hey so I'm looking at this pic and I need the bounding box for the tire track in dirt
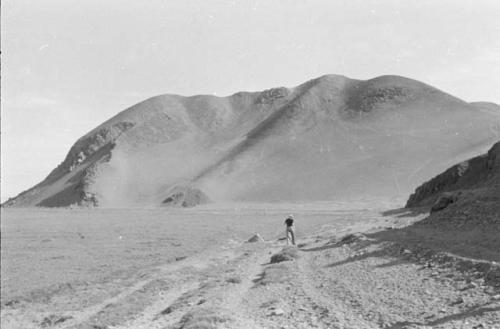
[156,242,282,329]
[71,242,274,329]
[57,249,240,329]
[110,281,200,329]
[222,242,284,328]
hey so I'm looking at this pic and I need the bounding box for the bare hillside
[383,140,500,266]
[4,75,500,207]
[404,140,500,249]
[407,140,500,209]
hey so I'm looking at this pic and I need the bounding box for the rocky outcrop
[2,122,134,208]
[406,141,500,208]
[344,75,435,113]
[255,87,289,105]
[162,186,210,208]
[46,122,135,184]
[429,192,459,213]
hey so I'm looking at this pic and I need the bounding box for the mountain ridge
[4,74,500,208]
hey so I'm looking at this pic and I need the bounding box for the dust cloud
[90,136,217,207]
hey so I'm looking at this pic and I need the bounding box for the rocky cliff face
[3,121,135,207]
[406,141,500,208]
[4,74,500,208]
[161,185,210,208]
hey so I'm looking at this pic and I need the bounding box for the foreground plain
[1,202,499,329]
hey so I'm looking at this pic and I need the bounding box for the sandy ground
[1,202,499,329]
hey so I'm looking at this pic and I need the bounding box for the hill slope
[4,75,500,207]
[405,140,500,230]
[407,140,500,208]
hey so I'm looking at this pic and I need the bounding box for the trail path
[2,216,500,329]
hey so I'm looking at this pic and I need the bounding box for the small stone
[4,299,20,307]
[450,297,464,305]
[467,282,478,289]
[160,306,174,315]
[40,315,73,327]
[483,286,496,294]
[226,276,242,284]
[269,308,285,316]
[491,294,500,300]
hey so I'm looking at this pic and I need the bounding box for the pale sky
[1,0,500,202]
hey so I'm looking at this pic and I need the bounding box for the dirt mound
[4,75,500,207]
[247,234,265,243]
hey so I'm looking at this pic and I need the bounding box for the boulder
[430,192,459,213]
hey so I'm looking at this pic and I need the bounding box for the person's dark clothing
[284,217,295,245]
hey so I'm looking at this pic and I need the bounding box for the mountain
[4,75,500,208]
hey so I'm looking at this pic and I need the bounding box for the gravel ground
[2,201,498,329]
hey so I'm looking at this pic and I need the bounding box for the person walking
[284,214,296,246]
